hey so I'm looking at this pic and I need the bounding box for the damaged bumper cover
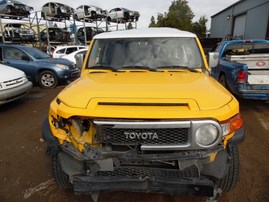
[73,175,215,196]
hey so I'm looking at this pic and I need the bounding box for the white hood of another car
[0,64,25,82]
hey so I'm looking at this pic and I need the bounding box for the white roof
[94,27,197,39]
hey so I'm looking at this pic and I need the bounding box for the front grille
[4,77,25,87]
[97,127,188,145]
[97,166,199,180]
[70,70,80,78]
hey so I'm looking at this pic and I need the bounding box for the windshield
[25,47,50,59]
[87,37,203,70]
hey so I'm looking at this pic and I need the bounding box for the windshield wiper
[120,65,156,71]
[89,65,118,72]
[156,65,200,72]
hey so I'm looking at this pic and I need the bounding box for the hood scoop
[98,102,188,107]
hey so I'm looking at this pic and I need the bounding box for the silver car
[0,0,33,18]
[4,23,35,42]
[41,2,74,20]
[107,7,140,23]
[75,5,107,21]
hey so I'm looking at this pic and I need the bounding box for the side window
[0,1,6,6]
[3,47,27,60]
[66,47,78,54]
[56,48,65,54]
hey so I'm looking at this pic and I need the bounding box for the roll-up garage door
[233,14,247,38]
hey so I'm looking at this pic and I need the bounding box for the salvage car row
[0,0,140,23]
[0,43,84,104]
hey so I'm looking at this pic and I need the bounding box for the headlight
[22,73,27,81]
[56,64,69,70]
[195,124,219,147]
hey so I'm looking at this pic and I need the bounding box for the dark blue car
[0,44,80,88]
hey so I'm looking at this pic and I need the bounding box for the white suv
[52,45,87,58]
[0,64,32,105]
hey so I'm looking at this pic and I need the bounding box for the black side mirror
[21,55,30,61]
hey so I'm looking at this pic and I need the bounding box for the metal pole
[83,18,87,46]
[0,16,5,43]
[73,13,77,44]
[35,12,42,49]
[45,12,51,52]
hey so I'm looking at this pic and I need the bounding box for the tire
[216,145,240,192]
[91,11,97,19]
[38,71,58,89]
[6,6,12,15]
[52,154,72,190]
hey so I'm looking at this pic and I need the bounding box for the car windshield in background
[87,37,203,70]
[25,47,50,59]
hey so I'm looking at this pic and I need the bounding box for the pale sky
[20,0,239,29]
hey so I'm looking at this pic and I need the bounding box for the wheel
[91,11,97,19]
[216,145,240,192]
[218,74,228,88]
[6,6,12,14]
[52,154,72,189]
[38,71,58,89]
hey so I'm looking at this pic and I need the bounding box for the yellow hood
[57,70,234,117]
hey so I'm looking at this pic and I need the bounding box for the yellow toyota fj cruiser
[42,28,244,200]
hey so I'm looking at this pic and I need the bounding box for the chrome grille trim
[94,120,191,129]
[94,120,222,150]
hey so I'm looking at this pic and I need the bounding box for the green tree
[192,16,208,38]
[166,0,194,30]
[149,16,156,27]
[149,0,208,38]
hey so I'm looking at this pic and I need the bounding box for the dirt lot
[0,86,269,202]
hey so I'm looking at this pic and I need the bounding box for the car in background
[0,44,80,88]
[107,7,140,23]
[4,23,35,42]
[52,45,87,58]
[75,5,107,21]
[62,48,87,65]
[40,27,71,43]
[0,0,33,18]
[77,26,104,44]
[0,63,32,105]
[41,2,74,20]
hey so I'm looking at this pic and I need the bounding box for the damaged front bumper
[73,174,215,196]
[42,117,244,197]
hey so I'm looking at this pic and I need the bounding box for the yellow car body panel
[54,70,238,120]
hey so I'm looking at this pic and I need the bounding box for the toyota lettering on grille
[124,132,159,140]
